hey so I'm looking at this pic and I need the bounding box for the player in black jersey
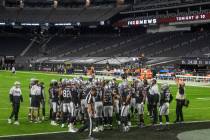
[113,88,121,126]
[93,80,104,132]
[143,79,151,117]
[60,80,71,128]
[135,81,146,128]
[158,83,173,130]
[130,79,137,116]
[49,80,59,126]
[103,86,113,129]
[80,83,90,122]
[68,81,79,132]
[119,81,132,132]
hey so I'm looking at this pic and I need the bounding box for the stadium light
[0,22,5,26]
[85,0,90,7]
[116,0,124,6]
[100,21,105,26]
[2,0,5,7]
[20,0,24,9]
[21,23,40,26]
[53,0,58,9]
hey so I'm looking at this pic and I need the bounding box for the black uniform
[49,87,59,121]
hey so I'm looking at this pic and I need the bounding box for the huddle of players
[27,76,173,132]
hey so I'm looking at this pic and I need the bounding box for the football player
[103,86,113,129]
[130,79,137,116]
[68,81,79,132]
[60,80,71,128]
[143,79,151,117]
[135,81,146,128]
[30,79,42,123]
[119,81,131,132]
[93,80,104,132]
[49,80,59,126]
[80,82,90,122]
[113,88,121,126]
[158,83,173,130]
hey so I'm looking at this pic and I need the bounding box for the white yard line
[1,120,210,138]
[0,131,68,138]
[0,117,27,121]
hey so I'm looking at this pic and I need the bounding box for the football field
[0,70,210,138]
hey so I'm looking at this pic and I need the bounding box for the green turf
[0,70,210,136]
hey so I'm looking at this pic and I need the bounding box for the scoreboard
[181,57,210,65]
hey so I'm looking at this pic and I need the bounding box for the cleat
[99,125,104,131]
[61,124,65,128]
[93,127,99,132]
[51,121,59,126]
[14,121,20,125]
[68,127,78,133]
[68,124,78,133]
[128,121,131,127]
[8,119,12,124]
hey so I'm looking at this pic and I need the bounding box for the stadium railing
[157,74,210,83]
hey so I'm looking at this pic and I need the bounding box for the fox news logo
[128,18,157,26]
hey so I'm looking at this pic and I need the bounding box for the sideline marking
[196,97,210,100]
[1,120,210,138]
[0,131,68,138]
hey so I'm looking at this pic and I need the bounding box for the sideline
[0,120,210,138]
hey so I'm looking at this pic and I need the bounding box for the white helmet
[161,83,169,90]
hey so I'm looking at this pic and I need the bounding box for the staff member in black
[174,80,186,123]
[8,81,23,125]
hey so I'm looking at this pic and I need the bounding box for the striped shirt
[86,92,93,104]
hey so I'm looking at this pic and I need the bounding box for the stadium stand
[0,6,126,23]
[133,0,210,10]
[1,30,209,58]
[0,33,31,56]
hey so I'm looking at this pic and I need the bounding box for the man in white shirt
[8,81,23,125]
[149,79,160,125]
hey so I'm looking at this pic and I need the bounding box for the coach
[8,81,23,125]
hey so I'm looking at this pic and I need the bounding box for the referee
[86,87,96,138]
[79,87,96,139]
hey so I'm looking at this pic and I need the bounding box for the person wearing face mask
[8,81,23,125]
